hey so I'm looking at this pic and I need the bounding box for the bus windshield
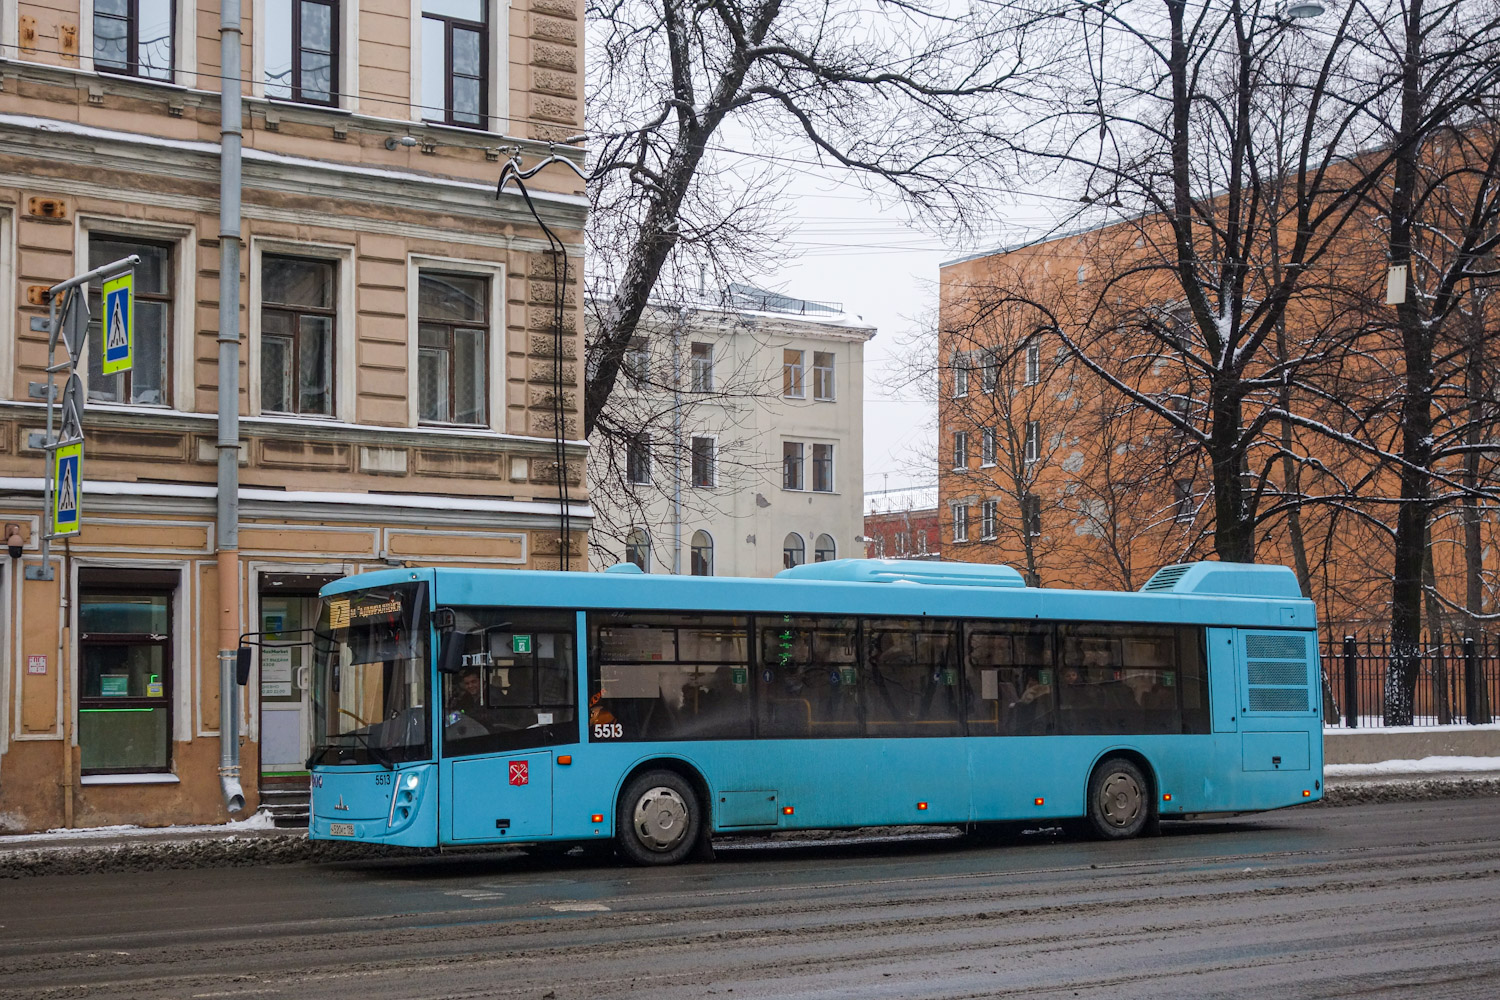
[309,582,430,767]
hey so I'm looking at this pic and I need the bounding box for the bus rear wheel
[1086,758,1151,840]
[617,769,702,866]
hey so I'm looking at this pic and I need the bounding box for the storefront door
[258,575,337,776]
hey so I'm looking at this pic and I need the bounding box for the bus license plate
[329,822,354,837]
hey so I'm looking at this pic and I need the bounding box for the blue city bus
[301,559,1323,864]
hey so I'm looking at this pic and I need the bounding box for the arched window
[625,528,651,572]
[690,530,713,576]
[782,532,805,569]
[814,533,836,562]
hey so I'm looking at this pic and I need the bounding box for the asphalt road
[1,798,1498,1000]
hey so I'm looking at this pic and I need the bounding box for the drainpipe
[671,310,683,575]
[217,0,246,814]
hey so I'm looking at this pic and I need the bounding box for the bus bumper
[309,762,438,847]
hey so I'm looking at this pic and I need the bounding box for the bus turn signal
[558,755,572,765]
[917,802,928,811]
[591,814,603,823]
[1034,797,1045,806]
[783,806,794,816]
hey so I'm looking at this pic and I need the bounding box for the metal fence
[1319,634,1498,728]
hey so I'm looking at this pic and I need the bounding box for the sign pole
[25,255,138,582]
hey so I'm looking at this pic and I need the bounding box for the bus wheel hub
[634,786,689,851]
[1100,773,1141,826]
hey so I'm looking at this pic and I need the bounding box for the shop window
[78,574,176,774]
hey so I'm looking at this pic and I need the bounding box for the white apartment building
[590,286,875,577]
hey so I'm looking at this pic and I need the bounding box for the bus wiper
[317,731,394,770]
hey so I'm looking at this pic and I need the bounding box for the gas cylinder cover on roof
[1139,561,1303,599]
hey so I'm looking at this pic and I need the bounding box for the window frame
[953,430,969,470]
[250,238,356,422]
[1024,420,1041,464]
[625,434,652,485]
[264,0,341,106]
[782,532,806,569]
[1022,493,1042,537]
[951,503,969,543]
[85,233,174,408]
[952,350,969,397]
[407,255,504,430]
[814,533,836,562]
[690,530,714,576]
[259,253,338,417]
[812,350,835,401]
[92,0,177,82]
[980,499,998,540]
[783,348,806,398]
[1172,478,1196,523]
[690,435,717,489]
[811,443,834,493]
[420,0,489,129]
[1025,338,1041,385]
[690,341,714,392]
[782,440,805,491]
[981,427,997,467]
[625,528,651,572]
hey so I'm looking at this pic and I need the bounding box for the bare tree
[583,0,1047,446]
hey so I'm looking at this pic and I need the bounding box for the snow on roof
[865,485,939,515]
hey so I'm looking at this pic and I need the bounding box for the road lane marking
[550,902,611,912]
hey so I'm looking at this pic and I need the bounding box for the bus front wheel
[617,769,702,866]
[1085,758,1151,840]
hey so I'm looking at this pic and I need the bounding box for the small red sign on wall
[509,760,528,786]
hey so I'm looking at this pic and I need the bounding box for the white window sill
[80,773,180,786]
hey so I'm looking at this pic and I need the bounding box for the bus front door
[443,750,554,843]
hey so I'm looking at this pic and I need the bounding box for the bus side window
[758,616,860,738]
[864,619,962,737]
[965,624,1054,737]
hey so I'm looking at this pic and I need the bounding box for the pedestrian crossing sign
[101,271,133,376]
[53,441,82,536]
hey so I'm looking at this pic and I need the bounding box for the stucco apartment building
[936,218,1498,635]
[0,0,587,831]
[590,287,875,578]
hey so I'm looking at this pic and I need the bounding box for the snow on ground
[1,809,278,844]
[1325,721,1500,734]
[1325,756,1500,777]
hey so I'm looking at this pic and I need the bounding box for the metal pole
[217,0,246,814]
[1343,635,1358,729]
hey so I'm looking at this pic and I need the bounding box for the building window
[783,441,804,491]
[626,434,651,485]
[265,0,338,105]
[78,581,174,774]
[690,341,714,392]
[418,271,488,425]
[981,427,997,466]
[1024,420,1041,464]
[814,533,836,562]
[980,348,998,394]
[812,443,834,493]
[691,436,716,488]
[421,0,487,128]
[690,530,713,576]
[1173,478,1196,523]
[813,351,835,401]
[625,528,650,571]
[953,431,969,470]
[895,530,909,556]
[1025,337,1042,385]
[260,255,335,416]
[88,236,171,405]
[980,499,998,540]
[783,349,805,398]
[952,350,969,397]
[952,504,969,543]
[783,532,805,568]
[1022,493,1042,537]
[94,0,174,81]
[623,336,649,381]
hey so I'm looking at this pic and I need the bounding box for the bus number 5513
[593,723,623,739]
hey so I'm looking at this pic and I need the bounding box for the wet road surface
[1,797,1497,999]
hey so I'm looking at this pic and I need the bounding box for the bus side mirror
[438,631,465,674]
[235,646,253,685]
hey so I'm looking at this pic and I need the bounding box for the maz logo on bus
[592,723,623,739]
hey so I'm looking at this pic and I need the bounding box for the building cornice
[0,400,589,457]
[0,104,586,236]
